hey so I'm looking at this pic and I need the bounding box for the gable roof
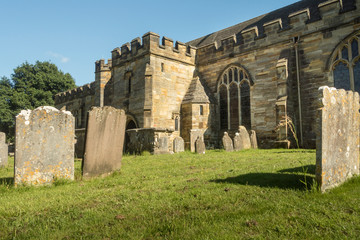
[187,0,354,48]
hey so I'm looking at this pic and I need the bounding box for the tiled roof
[183,77,212,104]
[187,0,356,48]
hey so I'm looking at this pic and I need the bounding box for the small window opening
[128,77,132,94]
[200,105,204,115]
[175,117,179,131]
[161,63,164,72]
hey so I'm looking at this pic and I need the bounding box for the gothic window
[218,66,252,130]
[331,32,360,93]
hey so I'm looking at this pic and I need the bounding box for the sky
[0,0,299,87]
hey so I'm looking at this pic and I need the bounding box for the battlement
[191,0,358,53]
[95,59,112,72]
[111,32,196,67]
[55,82,96,104]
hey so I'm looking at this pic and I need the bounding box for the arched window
[218,66,252,130]
[330,32,360,93]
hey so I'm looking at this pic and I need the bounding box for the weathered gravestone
[173,136,184,153]
[316,87,360,192]
[250,130,258,149]
[154,136,169,154]
[233,126,251,151]
[222,132,233,152]
[0,132,8,167]
[195,137,206,154]
[83,106,126,178]
[15,106,75,186]
[190,129,204,152]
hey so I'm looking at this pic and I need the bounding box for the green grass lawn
[0,149,359,239]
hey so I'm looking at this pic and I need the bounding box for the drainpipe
[294,36,304,147]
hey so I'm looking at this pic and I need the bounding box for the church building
[55,0,360,154]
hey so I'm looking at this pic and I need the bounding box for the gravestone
[0,132,8,167]
[250,130,258,149]
[195,137,205,154]
[190,129,204,152]
[316,87,360,192]
[154,136,169,154]
[222,132,233,152]
[233,126,251,151]
[239,126,251,150]
[83,106,126,178]
[14,106,75,186]
[173,137,185,153]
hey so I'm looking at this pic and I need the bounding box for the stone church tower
[55,0,360,154]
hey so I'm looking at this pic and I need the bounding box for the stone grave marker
[154,136,169,154]
[195,137,205,154]
[250,130,258,149]
[239,126,251,150]
[316,87,360,192]
[233,126,251,151]
[0,132,8,167]
[222,132,233,152]
[83,106,126,178]
[14,106,75,186]
[173,136,185,153]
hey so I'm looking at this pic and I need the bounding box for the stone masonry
[83,107,126,178]
[55,0,360,150]
[14,106,75,186]
[316,87,360,192]
[0,132,8,167]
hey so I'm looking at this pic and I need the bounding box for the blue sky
[0,0,299,87]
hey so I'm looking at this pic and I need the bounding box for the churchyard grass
[0,149,359,239]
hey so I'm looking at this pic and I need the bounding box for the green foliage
[0,61,76,141]
[1,150,360,239]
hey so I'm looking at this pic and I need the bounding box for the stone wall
[194,0,360,147]
[316,87,360,192]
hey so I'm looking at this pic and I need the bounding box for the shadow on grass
[278,165,315,174]
[0,177,14,185]
[211,172,314,190]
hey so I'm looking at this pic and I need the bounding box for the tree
[0,61,76,141]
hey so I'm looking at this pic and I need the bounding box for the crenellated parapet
[111,32,196,67]
[95,59,112,73]
[55,82,96,104]
[191,0,358,54]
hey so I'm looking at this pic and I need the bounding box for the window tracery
[218,66,251,130]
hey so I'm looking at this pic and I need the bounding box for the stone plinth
[14,106,75,186]
[0,132,8,167]
[316,87,360,192]
[126,128,173,154]
[222,132,233,152]
[173,137,184,153]
[83,107,126,178]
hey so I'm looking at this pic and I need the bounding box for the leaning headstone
[0,132,8,167]
[173,137,185,153]
[15,106,75,186]
[316,87,360,192]
[250,130,258,149]
[222,132,233,152]
[233,126,251,151]
[195,137,205,154]
[83,106,126,178]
